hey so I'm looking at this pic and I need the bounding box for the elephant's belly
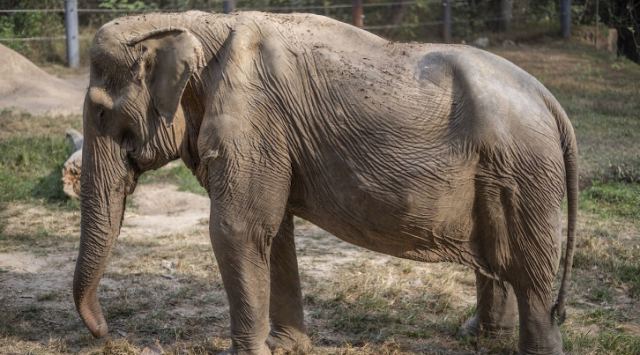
[290,174,481,266]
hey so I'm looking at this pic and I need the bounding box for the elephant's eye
[122,131,136,152]
[94,106,108,131]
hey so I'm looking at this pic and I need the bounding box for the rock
[502,39,516,47]
[62,150,82,199]
[161,260,176,271]
[472,37,490,48]
[66,128,83,151]
[61,129,83,199]
[141,343,164,355]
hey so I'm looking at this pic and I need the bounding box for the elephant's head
[73,17,205,337]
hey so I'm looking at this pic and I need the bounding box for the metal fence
[0,0,571,67]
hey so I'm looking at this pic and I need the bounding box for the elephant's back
[414,45,564,154]
[250,12,388,50]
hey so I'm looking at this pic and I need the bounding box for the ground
[0,41,639,354]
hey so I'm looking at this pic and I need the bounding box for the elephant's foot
[518,342,564,355]
[217,344,272,355]
[458,314,516,338]
[267,328,312,353]
[518,349,564,355]
[469,272,518,339]
[514,287,564,355]
[517,321,564,355]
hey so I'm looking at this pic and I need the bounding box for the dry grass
[0,111,81,142]
[2,202,636,354]
[1,42,639,354]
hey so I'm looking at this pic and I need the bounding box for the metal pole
[595,0,599,48]
[64,0,79,68]
[442,0,452,43]
[560,0,571,39]
[352,0,363,28]
[223,0,236,14]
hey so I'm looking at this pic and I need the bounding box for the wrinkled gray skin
[73,11,578,355]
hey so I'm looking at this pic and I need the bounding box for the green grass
[574,258,640,300]
[616,262,640,298]
[0,111,81,207]
[572,211,640,298]
[139,164,206,196]
[0,135,73,203]
[0,110,204,204]
[586,285,614,304]
[580,181,640,222]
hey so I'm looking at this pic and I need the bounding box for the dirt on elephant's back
[0,44,86,116]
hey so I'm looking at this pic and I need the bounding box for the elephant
[73,11,578,355]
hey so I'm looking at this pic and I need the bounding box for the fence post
[442,0,452,43]
[64,0,79,68]
[594,0,599,48]
[560,0,571,39]
[223,0,236,14]
[352,0,363,28]
[500,0,513,32]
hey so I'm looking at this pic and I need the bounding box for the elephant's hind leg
[267,213,312,352]
[463,177,518,338]
[513,285,563,355]
[460,271,517,338]
[472,156,564,354]
[509,211,564,355]
[505,173,564,354]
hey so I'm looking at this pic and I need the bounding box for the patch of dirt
[122,184,210,239]
[0,44,87,116]
[0,251,48,273]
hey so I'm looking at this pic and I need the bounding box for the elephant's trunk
[73,132,133,338]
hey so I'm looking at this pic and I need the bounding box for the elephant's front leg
[206,150,292,354]
[267,213,312,352]
[210,214,273,355]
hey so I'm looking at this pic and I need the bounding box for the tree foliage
[98,0,158,10]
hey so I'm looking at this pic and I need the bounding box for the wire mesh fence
[0,0,439,41]
[0,0,588,65]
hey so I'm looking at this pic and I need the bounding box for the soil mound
[0,44,86,116]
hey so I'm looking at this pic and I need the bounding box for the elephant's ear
[127,27,204,125]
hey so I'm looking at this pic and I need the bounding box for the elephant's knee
[211,216,273,242]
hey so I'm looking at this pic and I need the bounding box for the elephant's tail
[545,93,578,325]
